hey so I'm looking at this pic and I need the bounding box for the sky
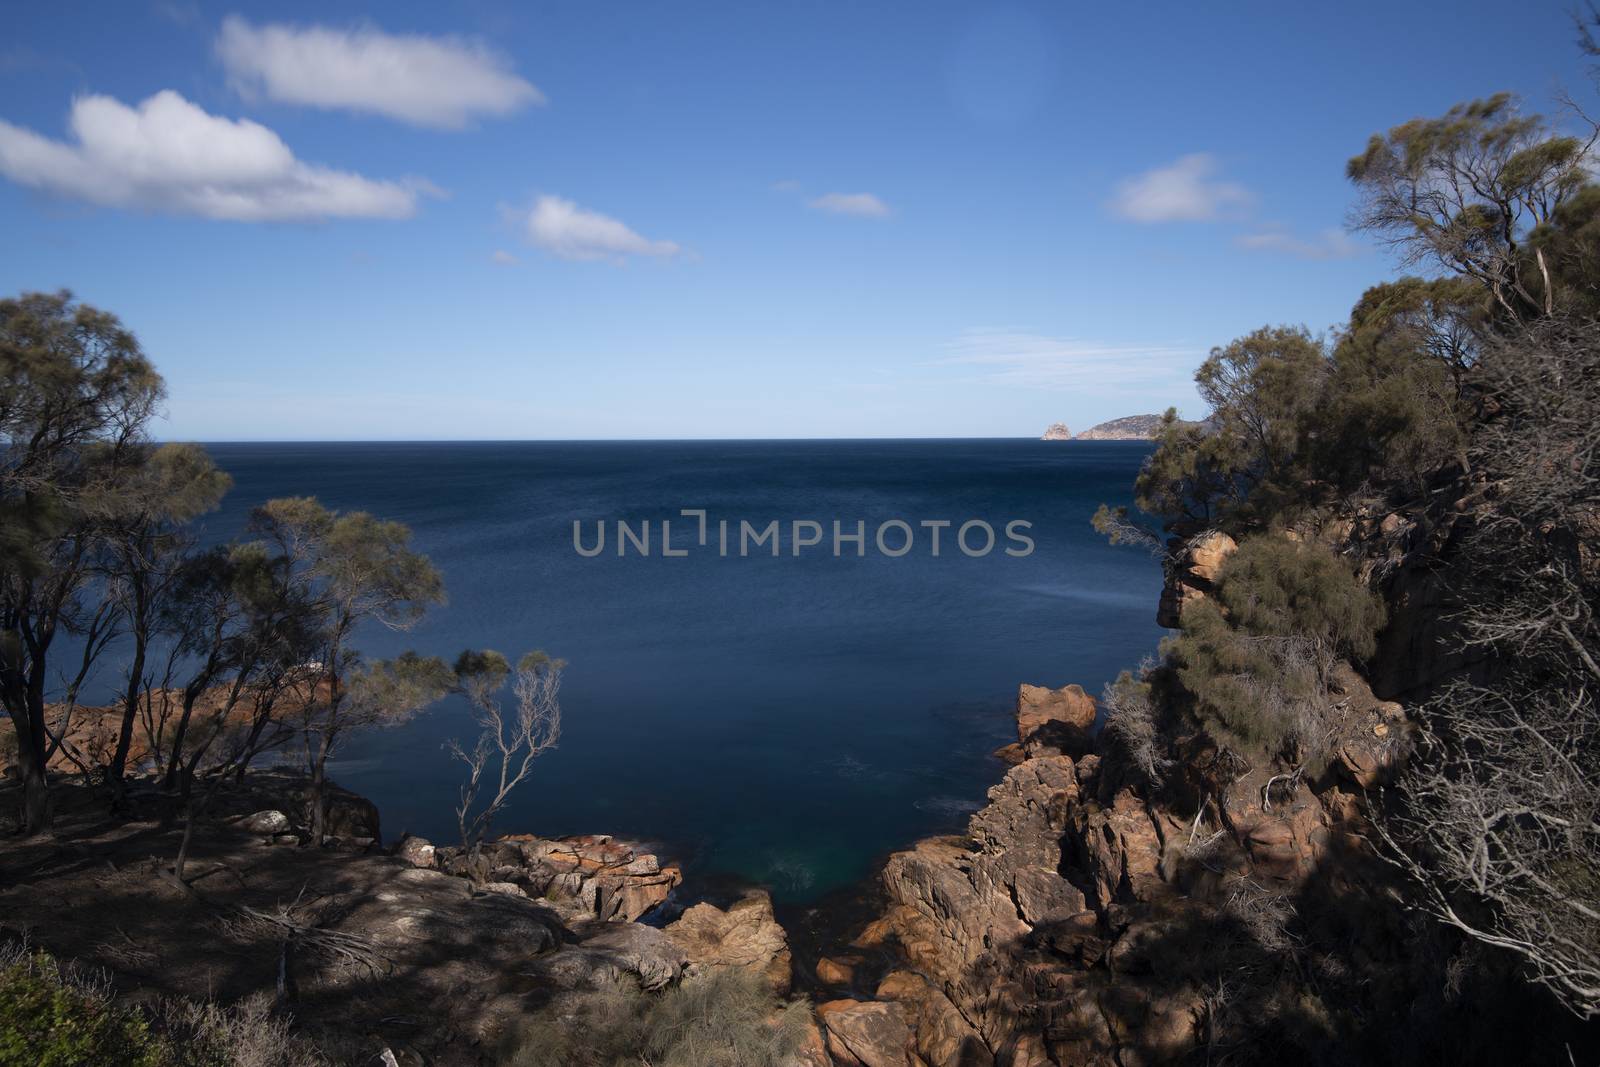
[0,1,1588,440]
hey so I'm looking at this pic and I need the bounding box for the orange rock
[1015,683,1096,757]
[816,954,860,986]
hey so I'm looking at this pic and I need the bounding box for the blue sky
[0,1,1586,440]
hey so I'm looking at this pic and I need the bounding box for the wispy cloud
[931,329,1200,389]
[521,195,680,262]
[808,192,891,217]
[1235,226,1361,260]
[0,90,424,221]
[216,17,543,129]
[1109,153,1251,223]
[490,249,519,266]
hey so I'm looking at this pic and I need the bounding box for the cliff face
[849,677,1404,1066]
[1041,423,1073,441]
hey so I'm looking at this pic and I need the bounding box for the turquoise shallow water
[182,439,1163,902]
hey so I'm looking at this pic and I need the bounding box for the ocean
[192,439,1163,903]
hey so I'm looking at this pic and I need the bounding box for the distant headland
[1040,413,1167,441]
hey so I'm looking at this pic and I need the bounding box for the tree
[447,649,564,874]
[248,497,448,843]
[1347,94,1592,320]
[104,443,232,798]
[0,291,163,832]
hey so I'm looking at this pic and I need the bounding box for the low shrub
[0,948,165,1067]
[1167,535,1384,765]
[501,967,811,1067]
[0,943,327,1067]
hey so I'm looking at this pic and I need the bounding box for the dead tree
[447,650,564,875]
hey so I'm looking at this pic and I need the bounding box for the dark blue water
[190,440,1161,902]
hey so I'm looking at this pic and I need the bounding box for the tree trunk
[107,635,147,801]
[173,797,196,882]
[8,691,53,833]
[309,749,327,846]
[161,686,203,792]
[19,757,50,834]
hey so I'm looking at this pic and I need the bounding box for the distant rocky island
[1040,413,1167,440]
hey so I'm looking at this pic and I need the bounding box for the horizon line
[158,435,1159,445]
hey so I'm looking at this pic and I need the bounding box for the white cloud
[1110,153,1251,223]
[0,90,422,221]
[808,192,891,217]
[1235,226,1361,260]
[490,249,519,265]
[523,195,680,262]
[216,16,543,129]
[932,329,1200,390]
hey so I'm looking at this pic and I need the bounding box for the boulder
[394,834,436,869]
[236,810,290,835]
[1015,683,1096,757]
[816,954,861,986]
[664,889,793,994]
[530,921,687,992]
[817,999,915,1067]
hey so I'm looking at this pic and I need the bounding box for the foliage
[1347,93,1591,320]
[1,290,165,830]
[500,968,810,1067]
[0,949,165,1067]
[247,496,447,843]
[1166,536,1384,764]
[1100,663,1169,789]
[0,943,329,1067]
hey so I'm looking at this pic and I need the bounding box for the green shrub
[0,950,165,1067]
[1168,536,1384,764]
[501,967,810,1067]
[0,945,327,1067]
[1213,536,1386,664]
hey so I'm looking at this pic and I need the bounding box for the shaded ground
[0,774,573,1066]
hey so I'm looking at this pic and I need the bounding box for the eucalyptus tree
[1347,93,1593,320]
[103,443,232,797]
[1,291,163,832]
[247,497,448,843]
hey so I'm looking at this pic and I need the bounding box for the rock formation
[844,662,1422,1065]
[429,832,682,924]
[663,889,794,994]
[1155,529,1237,628]
[1040,423,1072,440]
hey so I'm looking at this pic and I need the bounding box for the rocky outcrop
[434,833,682,924]
[663,889,794,994]
[1015,682,1096,758]
[1155,530,1237,628]
[1040,422,1072,441]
